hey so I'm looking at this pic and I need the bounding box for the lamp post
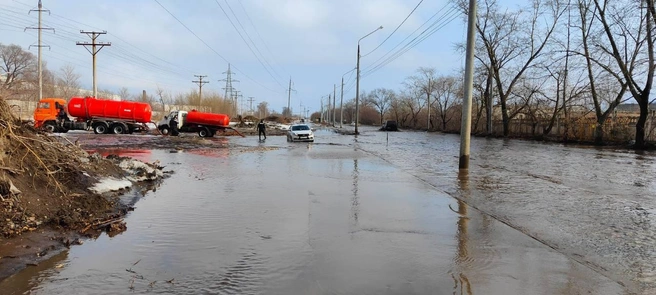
[341,67,356,128]
[355,25,383,135]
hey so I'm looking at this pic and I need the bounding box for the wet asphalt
[1,125,651,294]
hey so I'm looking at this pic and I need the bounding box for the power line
[361,3,453,73]
[153,0,284,94]
[362,4,459,77]
[1,6,194,81]
[214,0,286,89]
[362,0,424,58]
[236,0,288,80]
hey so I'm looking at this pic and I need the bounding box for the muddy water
[0,127,647,294]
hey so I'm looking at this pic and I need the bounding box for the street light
[355,25,383,135]
[340,67,356,128]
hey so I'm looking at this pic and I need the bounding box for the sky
[0,0,521,115]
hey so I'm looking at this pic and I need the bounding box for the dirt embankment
[0,99,166,281]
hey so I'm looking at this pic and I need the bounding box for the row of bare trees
[461,0,655,147]
[335,0,654,146]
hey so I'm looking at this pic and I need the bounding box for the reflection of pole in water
[350,158,359,227]
[451,171,472,294]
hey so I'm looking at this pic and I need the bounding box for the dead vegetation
[0,98,137,238]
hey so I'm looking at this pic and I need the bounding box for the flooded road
[1,127,652,294]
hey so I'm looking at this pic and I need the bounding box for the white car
[287,124,314,142]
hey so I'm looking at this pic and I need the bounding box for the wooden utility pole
[77,31,111,98]
[192,75,208,109]
[26,0,54,102]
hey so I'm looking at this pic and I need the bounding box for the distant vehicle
[287,124,315,142]
[34,97,152,134]
[157,110,230,137]
[380,120,398,131]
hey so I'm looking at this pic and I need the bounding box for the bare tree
[0,43,35,95]
[257,101,269,118]
[569,0,628,144]
[591,0,654,148]
[118,87,131,100]
[433,75,461,131]
[155,85,170,112]
[365,88,395,125]
[467,0,566,136]
[56,64,81,99]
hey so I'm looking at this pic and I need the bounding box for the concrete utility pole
[192,75,208,109]
[320,96,325,123]
[77,31,111,98]
[340,77,344,128]
[233,90,242,115]
[340,68,355,128]
[355,26,383,135]
[427,77,431,131]
[26,0,54,103]
[333,84,337,126]
[327,94,331,124]
[287,77,292,118]
[248,96,255,115]
[459,0,477,170]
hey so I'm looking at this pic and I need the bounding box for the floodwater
[2,126,654,294]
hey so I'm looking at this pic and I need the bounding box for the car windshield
[291,125,310,131]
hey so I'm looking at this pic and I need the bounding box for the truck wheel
[198,127,211,138]
[111,123,127,134]
[93,122,109,134]
[43,121,57,133]
[159,126,170,135]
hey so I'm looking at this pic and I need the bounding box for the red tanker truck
[33,97,152,134]
[157,110,230,137]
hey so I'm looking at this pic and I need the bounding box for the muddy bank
[0,99,169,282]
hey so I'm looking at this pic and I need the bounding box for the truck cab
[158,110,187,134]
[34,98,69,132]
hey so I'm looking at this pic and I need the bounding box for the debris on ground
[0,99,165,238]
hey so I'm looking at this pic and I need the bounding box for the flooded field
[1,126,653,294]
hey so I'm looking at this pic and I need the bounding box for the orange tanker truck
[157,110,231,137]
[34,97,152,134]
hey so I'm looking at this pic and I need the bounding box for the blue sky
[0,0,520,114]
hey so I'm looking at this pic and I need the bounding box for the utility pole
[26,0,54,103]
[320,96,324,123]
[248,96,255,115]
[340,77,344,128]
[459,0,477,170]
[326,93,331,123]
[77,31,111,98]
[233,90,242,115]
[333,84,337,126]
[192,75,208,109]
[355,43,361,134]
[287,77,292,118]
[427,77,431,131]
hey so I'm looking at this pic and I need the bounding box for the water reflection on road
[1,127,645,294]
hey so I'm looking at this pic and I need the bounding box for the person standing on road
[170,115,180,136]
[256,119,267,140]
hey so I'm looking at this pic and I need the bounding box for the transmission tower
[25,0,54,102]
[77,31,111,98]
[220,64,239,116]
